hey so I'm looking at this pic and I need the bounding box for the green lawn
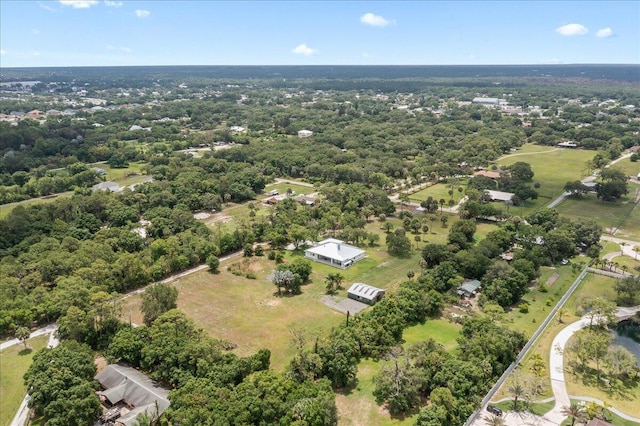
[408,181,467,205]
[0,335,49,426]
[336,358,417,426]
[402,319,461,350]
[611,158,640,177]
[262,182,317,198]
[555,194,639,235]
[498,145,595,211]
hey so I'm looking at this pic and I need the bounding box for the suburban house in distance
[95,364,170,426]
[304,238,365,269]
[347,282,385,305]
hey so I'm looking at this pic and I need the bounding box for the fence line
[463,265,590,426]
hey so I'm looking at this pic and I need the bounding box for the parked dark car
[487,405,503,416]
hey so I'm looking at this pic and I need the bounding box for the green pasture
[408,181,467,205]
[0,335,49,426]
[555,194,639,236]
[498,145,595,210]
[611,157,640,177]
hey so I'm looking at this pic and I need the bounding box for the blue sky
[1,1,638,67]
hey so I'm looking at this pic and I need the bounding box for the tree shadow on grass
[18,347,33,356]
[577,367,639,401]
[334,379,359,397]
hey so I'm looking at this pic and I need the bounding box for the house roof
[305,238,364,262]
[92,181,120,191]
[457,280,481,295]
[487,190,515,202]
[474,170,502,179]
[96,364,170,425]
[347,283,385,301]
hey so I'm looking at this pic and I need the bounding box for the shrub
[518,303,529,313]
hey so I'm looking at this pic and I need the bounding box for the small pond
[611,320,640,363]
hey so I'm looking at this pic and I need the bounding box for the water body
[611,321,640,363]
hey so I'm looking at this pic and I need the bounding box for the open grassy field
[497,145,595,211]
[408,181,467,205]
[611,158,640,178]
[0,335,48,426]
[555,194,639,236]
[615,191,640,241]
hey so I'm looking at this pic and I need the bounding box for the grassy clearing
[555,194,639,235]
[497,145,595,210]
[262,182,316,197]
[336,358,416,426]
[89,161,147,182]
[564,337,640,418]
[402,319,461,350]
[616,194,640,241]
[337,319,461,426]
[0,335,49,426]
[611,158,640,177]
[408,182,467,205]
[125,256,345,371]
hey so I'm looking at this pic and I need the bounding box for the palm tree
[508,381,524,411]
[484,415,505,426]
[561,402,586,426]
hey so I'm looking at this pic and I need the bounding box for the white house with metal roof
[304,238,365,269]
[347,283,385,305]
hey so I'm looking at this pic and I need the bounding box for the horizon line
[2,63,640,70]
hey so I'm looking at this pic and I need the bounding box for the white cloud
[104,0,122,6]
[135,9,150,18]
[38,2,56,12]
[596,27,614,38]
[58,0,98,8]
[362,52,372,58]
[292,44,318,56]
[0,49,6,55]
[121,46,132,53]
[360,12,392,27]
[105,44,115,50]
[555,23,588,36]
